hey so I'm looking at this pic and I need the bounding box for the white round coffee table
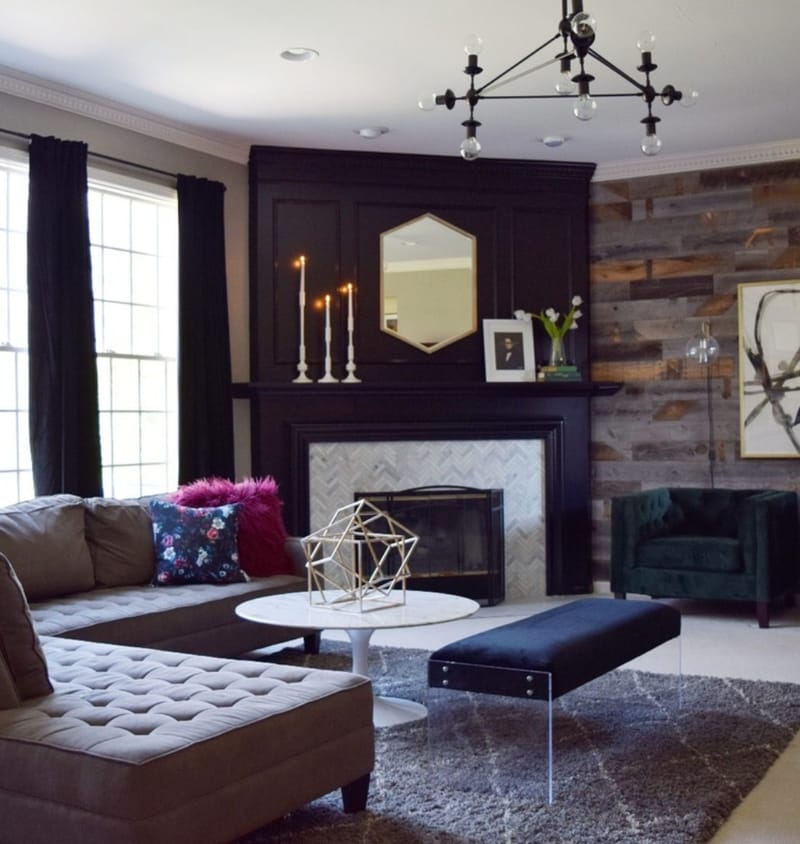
[236,589,480,727]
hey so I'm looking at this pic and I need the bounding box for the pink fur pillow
[171,477,293,577]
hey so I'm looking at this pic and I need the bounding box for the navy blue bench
[427,598,681,801]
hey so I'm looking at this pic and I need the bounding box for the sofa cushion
[172,476,293,577]
[0,654,21,710]
[638,535,743,573]
[29,576,306,651]
[0,494,95,601]
[0,636,374,844]
[149,499,246,585]
[84,497,155,587]
[0,552,53,699]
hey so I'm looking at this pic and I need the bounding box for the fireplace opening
[354,486,505,606]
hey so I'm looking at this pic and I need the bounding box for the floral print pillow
[149,499,246,585]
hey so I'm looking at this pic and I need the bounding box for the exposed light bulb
[641,133,662,155]
[571,11,597,39]
[417,93,437,111]
[555,56,577,95]
[685,323,720,364]
[680,89,700,108]
[459,136,481,161]
[464,34,483,56]
[636,31,656,53]
[573,94,597,121]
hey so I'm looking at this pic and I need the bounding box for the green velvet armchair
[610,488,799,628]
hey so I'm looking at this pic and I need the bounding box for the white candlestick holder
[318,294,339,383]
[343,282,360,383]
[293,256,312,383]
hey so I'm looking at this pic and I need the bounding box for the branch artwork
[738,280,800,457]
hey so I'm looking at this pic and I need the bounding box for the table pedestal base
[346,628,428,728]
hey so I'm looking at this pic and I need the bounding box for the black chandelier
[418,0,697,161]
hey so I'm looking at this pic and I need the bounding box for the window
[0,152,32,505]
[0,152,178,507]
[89,173,179,498]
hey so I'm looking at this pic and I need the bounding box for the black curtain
[27,134,102,497]
[176,174,234,483]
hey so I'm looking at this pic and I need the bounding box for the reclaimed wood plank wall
[588,160,800,582]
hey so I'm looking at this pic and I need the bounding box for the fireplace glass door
[355,486,504,605]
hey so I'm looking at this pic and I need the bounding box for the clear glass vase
[549,335,566,367]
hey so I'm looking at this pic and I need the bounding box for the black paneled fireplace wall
[238,146,616,595]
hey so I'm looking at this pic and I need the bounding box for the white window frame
[88,168,179,499]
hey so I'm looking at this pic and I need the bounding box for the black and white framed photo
[482,319,536,382]
[738,279,800,457]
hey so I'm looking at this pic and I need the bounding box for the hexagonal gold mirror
[380,213,477,353]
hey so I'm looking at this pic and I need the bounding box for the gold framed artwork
[737,279,800,457]
[482,318,536,382]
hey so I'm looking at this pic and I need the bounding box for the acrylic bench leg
[546,683,553,805]
[341,773,370,813]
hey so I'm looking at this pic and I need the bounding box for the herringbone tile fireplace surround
[308,439,546,600]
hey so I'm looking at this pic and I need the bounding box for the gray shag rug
[238,642,800,844]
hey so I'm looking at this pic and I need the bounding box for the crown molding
[2,67,798,179]
[0,68,250,165]
[593,139,800,182]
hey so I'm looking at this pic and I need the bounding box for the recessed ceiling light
[355,127,389,140]
[280,47,319,62]
[539,135,567,148]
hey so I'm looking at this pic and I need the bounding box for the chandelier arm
[482,54,570,94]
[475,33,562,95]
[478,91,643,101]
[585,48,648,94]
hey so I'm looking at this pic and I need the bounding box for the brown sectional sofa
[4,494,319,655]
[0,494,375,843]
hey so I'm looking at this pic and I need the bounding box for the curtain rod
[0,126,178,180]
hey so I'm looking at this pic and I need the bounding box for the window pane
[0,411,18,470]
[109,412,141,463]
[96,356,111,411]
[8,290,27,348]
[7,172,28,232]
[101,248,132,303]
[0,353,15,409]
[140,359,166,411]
[101,194,131,250]
[141,412,167,463]
[132,304,159,356]
[0,154,29,506]
[131,200,158,254]
[110,358,140,410]
[102,301,132,354]
[132,253,158,304]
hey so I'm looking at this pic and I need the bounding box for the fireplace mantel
[235,380,620,596]
[234,381,620,400]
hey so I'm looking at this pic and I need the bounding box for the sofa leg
[756,602,770,629]
[341,773,370,813]
[303,631,321,654]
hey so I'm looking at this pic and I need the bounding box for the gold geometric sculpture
[301,498,418,613]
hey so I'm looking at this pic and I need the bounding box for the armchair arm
[739,491,799,600]
[610,488,672,589]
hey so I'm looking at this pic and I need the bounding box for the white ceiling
[1,1,798,178]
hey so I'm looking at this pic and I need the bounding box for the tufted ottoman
[0,637,374,844]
